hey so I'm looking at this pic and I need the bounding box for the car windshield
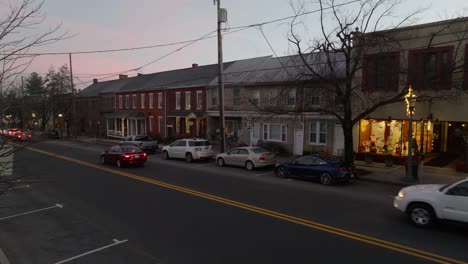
[322,155,343,163]
[189,141,210,146]
[439,179,464,192]
[251,147,268,154]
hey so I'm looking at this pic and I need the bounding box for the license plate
[134,155,140,158]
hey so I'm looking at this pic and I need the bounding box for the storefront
[358,119,435,156]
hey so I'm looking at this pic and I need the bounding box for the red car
[6,128,21,138]
[100,145,147,168]
[14,131,33,142]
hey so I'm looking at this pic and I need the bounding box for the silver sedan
[216,147,276,171]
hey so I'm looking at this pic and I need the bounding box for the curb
[0,248,11,264]
[356,177,410,187]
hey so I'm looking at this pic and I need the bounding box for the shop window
[363,52,400,91]
[408,46,453,90]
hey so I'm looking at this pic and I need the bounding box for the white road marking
[255,172,273,176]
[0,204,63,221]
[53,239,128,264]
[10,185,30,190]
[0,248,11,264]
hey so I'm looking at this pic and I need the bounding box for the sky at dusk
[10,0,468,90]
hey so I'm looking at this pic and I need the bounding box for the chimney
[119,74,128,79]
[93,78,98,84]
[192,63,198,68]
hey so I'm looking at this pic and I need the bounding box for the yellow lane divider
[27,147,466,264]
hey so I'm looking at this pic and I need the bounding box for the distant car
[394,178,468,227]
[100,145,147,168]
[274,154,355,185]
[216,147,276,171]
[14,131,33,142]
[6,128,20,138]
[120,135,158,153]
[162,138,214,163]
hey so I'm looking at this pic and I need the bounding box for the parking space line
[53,239,128,264]
[0,204,63,221]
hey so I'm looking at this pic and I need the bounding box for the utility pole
[69,53,76,138]
[215,0,227,153]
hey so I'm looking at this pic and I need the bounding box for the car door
[237,148,250,166]
[109,146,121,164]
[440,181,468,222]
[301,157,323,178]
[174,140,187,158]
[288,156,313,177]
[225,149,239,165]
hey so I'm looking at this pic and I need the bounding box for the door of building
[334,124,344,156]
[294,128,304,156]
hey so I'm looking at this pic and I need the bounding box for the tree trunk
[343,119,354,164]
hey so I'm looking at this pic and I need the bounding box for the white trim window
[310,121,327,145]
[132,94,137,109]
[158,116,163,134]
[233,88,240,105]
[252,89,260,106]
[287,89,296,106]
[196,91,203,110]
[125,95,130,109]
[185,91,191,110]
[149,116,154,132]
[149,93,154,109]
[269,89,278,106]
[158,92,163,109]
[176,92,181,110]
[263,124,287,142]
[141,94,145,109]
[119,95,123,109]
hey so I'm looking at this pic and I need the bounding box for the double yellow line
[28,147,466,264]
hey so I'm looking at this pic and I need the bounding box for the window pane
[270,124,281,141]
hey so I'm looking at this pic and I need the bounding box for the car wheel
[162,151,169,160]
[245,161,254,171]
[217,158,225,167]
[100,156,106,164]
[185,153,193,163]
[276,167,289,178]
[116,159,122,168]
[320,172,333,185]
[408,203,436,227]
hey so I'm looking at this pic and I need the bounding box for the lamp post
[405,85,417,180]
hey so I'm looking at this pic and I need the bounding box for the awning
[167,110,205,118]
[105,110,147,120]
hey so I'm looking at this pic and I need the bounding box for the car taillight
[143,152,147,157]
[28,134,32,138]
[124,155,131,159]
[259,154,265,161]
[336,167,346,172]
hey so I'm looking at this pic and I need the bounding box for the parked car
[274,154,355,185]
[100,145,147,168]
[162,138,214,163]
[394,178,468,227]
[14,131,33,142]
[216,147,276,171]
[120,135,158,153]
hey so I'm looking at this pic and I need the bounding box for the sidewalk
[70,136,467,187]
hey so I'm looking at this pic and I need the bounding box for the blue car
[275,154,355,185]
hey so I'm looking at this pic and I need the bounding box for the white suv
[394,178,468,227]
[162,138,214,163]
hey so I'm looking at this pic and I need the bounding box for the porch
[105,110,147,139]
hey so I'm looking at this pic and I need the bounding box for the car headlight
[398,190,406,198]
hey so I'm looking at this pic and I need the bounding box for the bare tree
[284,0,467,164]
[0,0,67,197]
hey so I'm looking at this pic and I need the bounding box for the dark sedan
[100,145,147,168]
[275,154,355,185]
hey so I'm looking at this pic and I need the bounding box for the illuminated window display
[359,119,433,156]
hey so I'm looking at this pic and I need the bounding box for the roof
[80,62,236,97]
[209,53,345,86]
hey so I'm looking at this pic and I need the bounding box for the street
[0,140,467,264]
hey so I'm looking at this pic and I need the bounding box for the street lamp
[405,85,417,180]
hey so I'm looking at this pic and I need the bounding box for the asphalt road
[0,139,467,264]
